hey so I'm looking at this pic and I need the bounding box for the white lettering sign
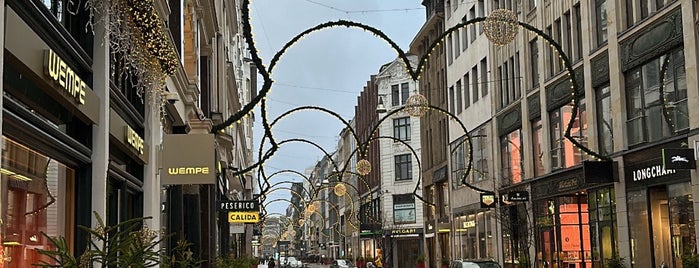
[632,165,676,181]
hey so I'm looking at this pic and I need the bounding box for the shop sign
[219,200,259,212]
[389,228,423,235]
[228,211,259,223]
[662,148,696,170]
[124,126,144,155]
[480,192,496,208]
[631,165,676,182]
[583,160,615,183]
[557,177,579,192]
[44,49,87,105]
[506,191,529,202]
[463,220,476,228]
[161,134,215,185]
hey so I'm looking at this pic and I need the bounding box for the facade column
[680,0,699,252]
[0,0,5,252]
[91,6,110,243]
[143,92,162,252]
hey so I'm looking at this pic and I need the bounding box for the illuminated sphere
[357,159,372,176]
[304,210,313,218]
[312,200,321,209]
[307,204,316,213]
[288,230,297,237]
[298,218,306,226]
[334,182,347,196]
[483,9,519,46]
[404,93,429,117]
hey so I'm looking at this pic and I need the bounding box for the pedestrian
[269,257,276,268]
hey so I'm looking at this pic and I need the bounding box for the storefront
[623,139,694,268]
[453,204,495,261]
[2,3,100,266]
[386,227,424,268]
[531,165,616,268]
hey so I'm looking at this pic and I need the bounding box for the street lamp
[376,96,387,113]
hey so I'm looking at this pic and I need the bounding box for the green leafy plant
[416,254,425,263]
[440,257,450,265]
[682,253,699,268]
[216,255,260,268]
[162,239,205,268]
[34,211,180,268]
[605,255,626,268]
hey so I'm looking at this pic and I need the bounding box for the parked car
[329,259,356,268]
[449,259,501,268]
[284,256,303,268]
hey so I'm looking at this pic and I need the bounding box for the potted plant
[440,257,450,268]
[415,254,426,268]
[605,255,626,268]
[356,256,366,268]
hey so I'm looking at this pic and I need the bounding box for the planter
[416,262,426,268]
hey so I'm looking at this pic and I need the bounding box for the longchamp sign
[161,134,215,185]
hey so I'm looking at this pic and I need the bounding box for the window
[470,8,477,43]
[529,0,536,10]
[550,101,587,170]
[455,30,461,59]
[448,35,453,65]
[596,85,614,156]
[394,154,413,181]
[393,194,416,223]
[546,26,554,77]
[451,128,489,188]
[626,48,688,145]
[2,137,75,267]
[392,84,400,106]
[563,12,572,61]
[401,82,410,104]
[574,5,583,60]
[530,39,539,88]
[449,86,456,114]
[501,129,523,184]
[463,24,469,51]
[40,0,93,54]
[554,19,563,73]
[472,128,488,182]
[532,119,545,177]
[596,0,608,47]
[456,80,463,113]
[625,0,666,28]
[478,0,484,34]
[472,66,479,102]
[481,58,488,97]
[393,117,411,141]
[464,73,471,108]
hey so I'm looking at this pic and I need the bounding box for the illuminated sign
[228,212,260,223]
[167,167,210,175]
[124,126,144,154]
[463,220,476,228]
[161,134,215,185]
[219,200,259,212]
[480,192,496,208]
[44,49,86,105]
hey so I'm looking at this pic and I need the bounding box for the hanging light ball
[404,93,429,117]
[312,200,321,210]
[307,204,316,213]
[288,230,297,237]
[357,159,372,176]
[334,182,347,196]
[483,9,519,46]
[298,218,306,226]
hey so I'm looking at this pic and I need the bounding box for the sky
[248,0,425,215]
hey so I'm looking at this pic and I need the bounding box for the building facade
[0,0,254,267]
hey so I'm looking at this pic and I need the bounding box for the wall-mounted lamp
[376,96,387,114]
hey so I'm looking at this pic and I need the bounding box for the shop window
[595,0,608,47]
[588,188,618,268]
[549,101,587,170]
[393,194,416,224]
[535,195,592,268]
[501,129,523,185]
[625,48,688,146]
[2,137,75,268]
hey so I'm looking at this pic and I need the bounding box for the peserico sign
[506,191,530,202]
[219,200,259,212]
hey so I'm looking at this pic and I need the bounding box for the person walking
[268,257,276,268]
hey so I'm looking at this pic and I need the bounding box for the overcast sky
[249,0,425,214]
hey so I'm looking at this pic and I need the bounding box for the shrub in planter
[416,254,426,268]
